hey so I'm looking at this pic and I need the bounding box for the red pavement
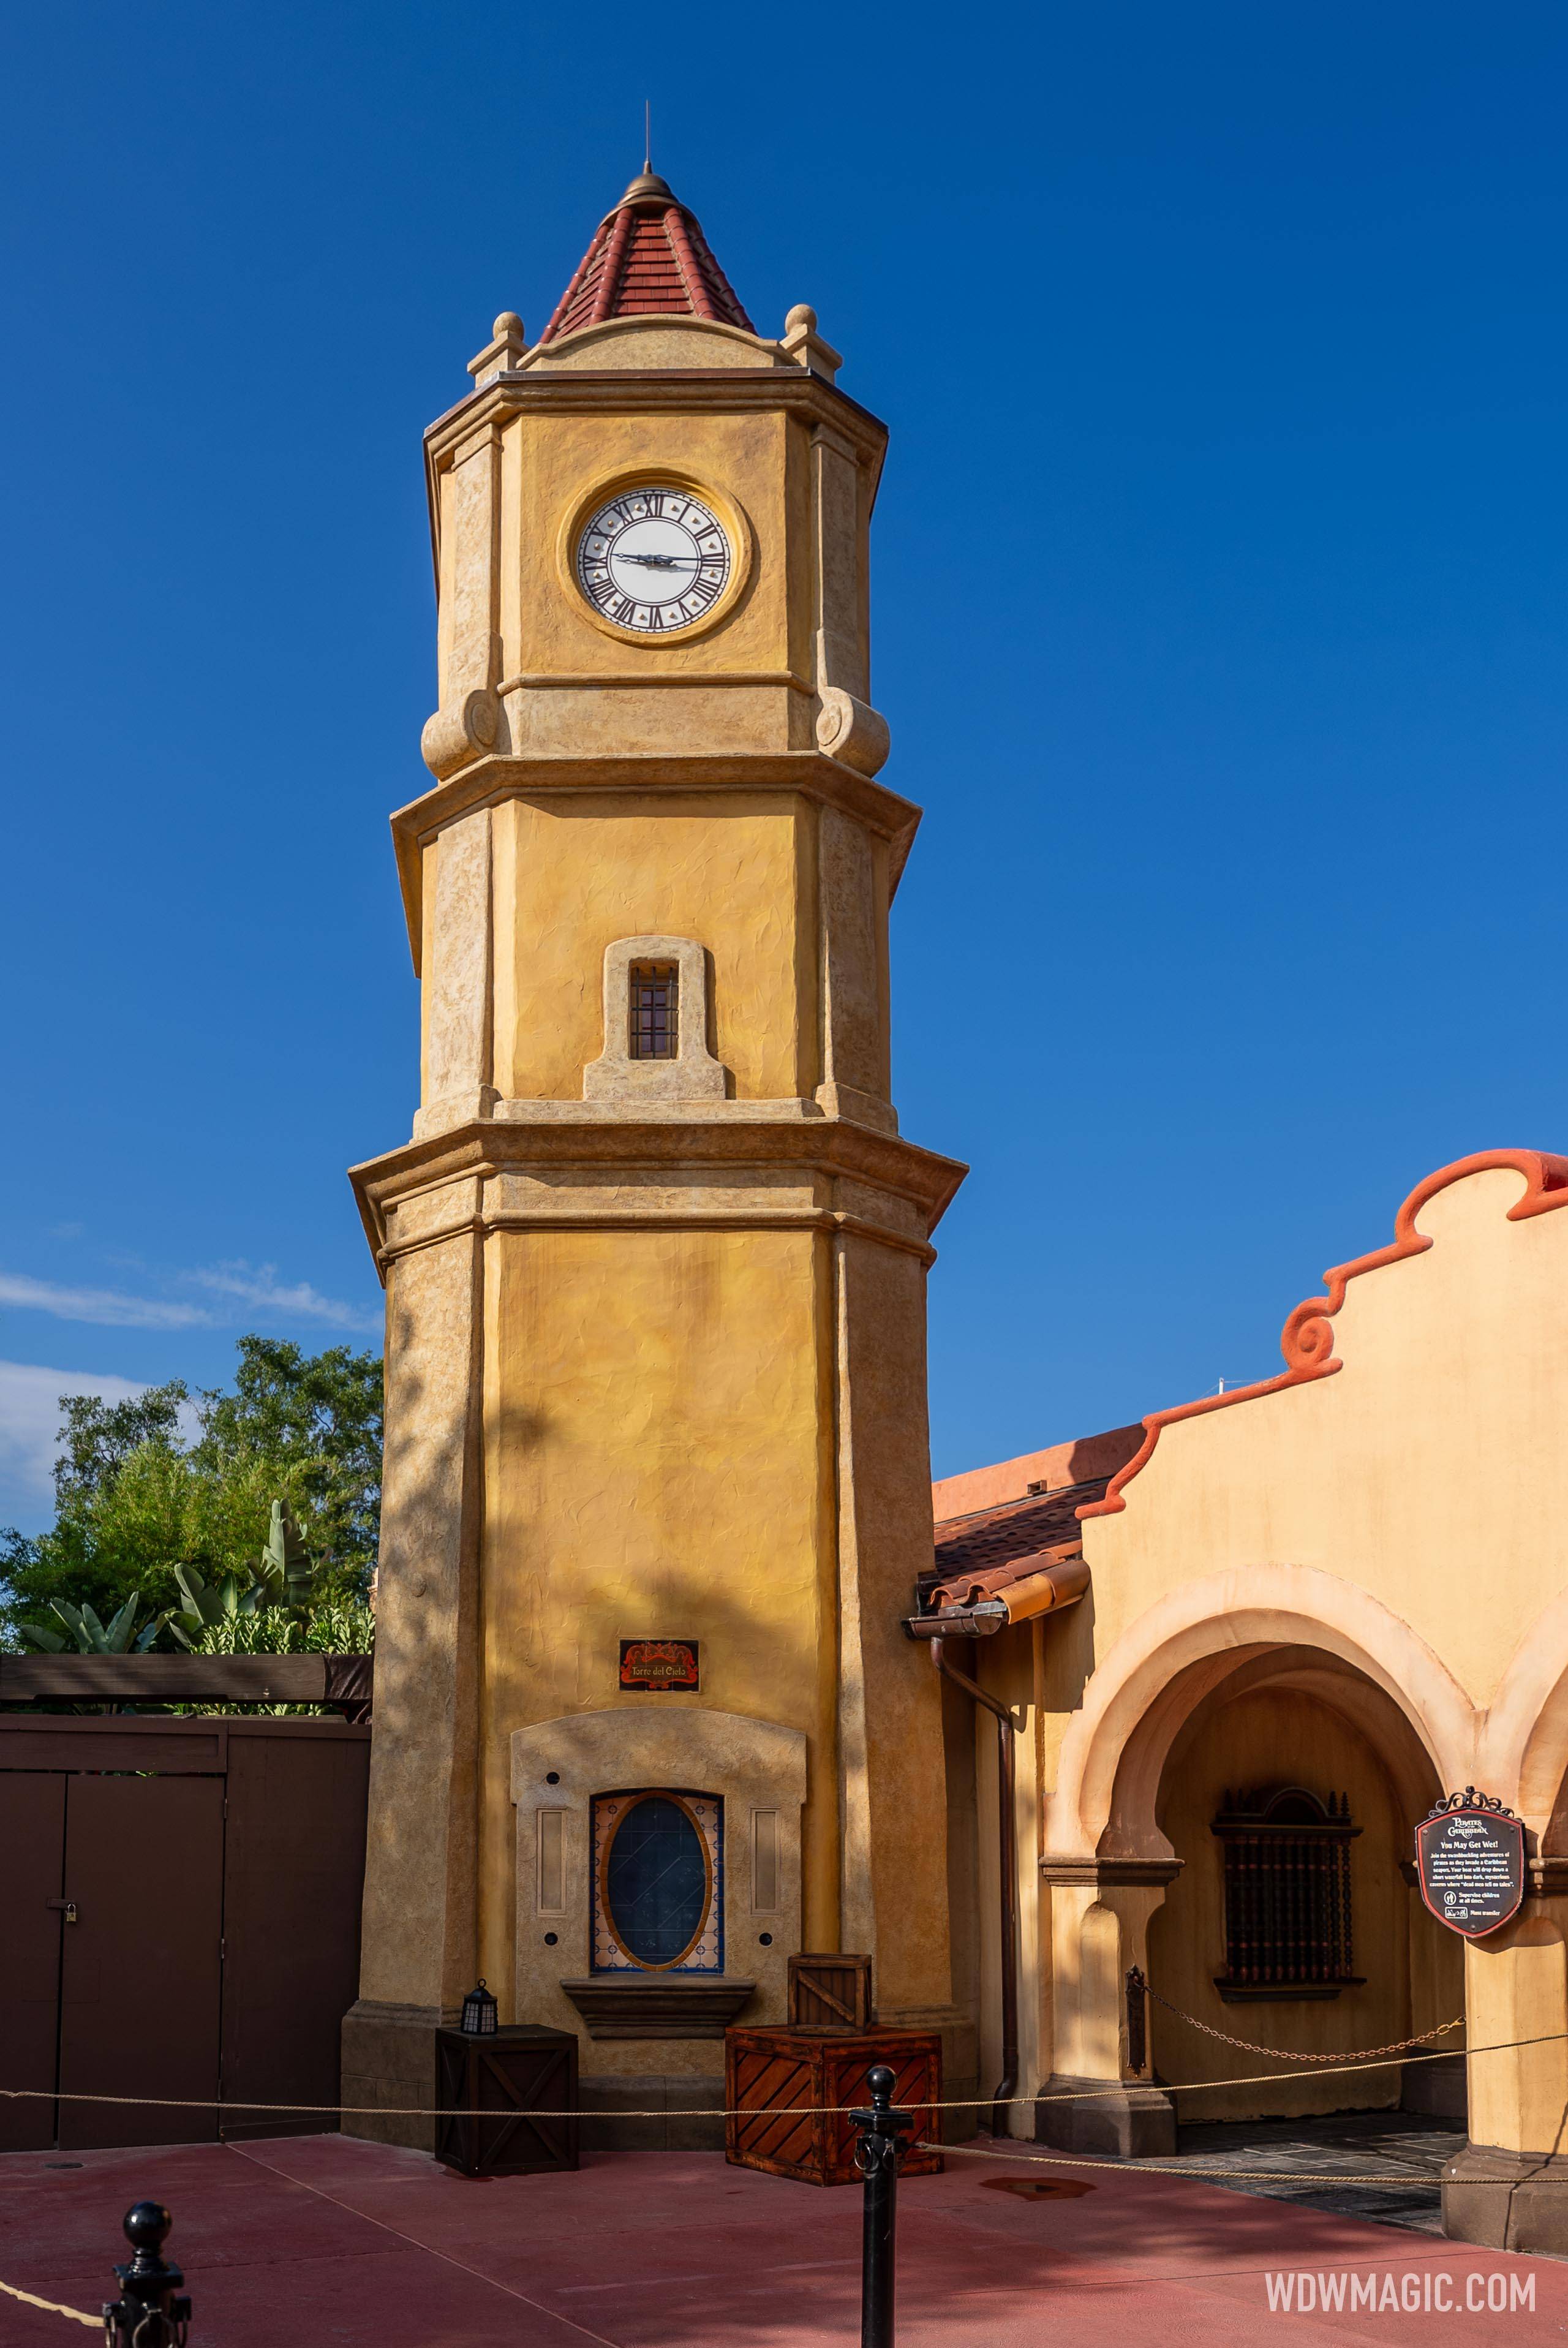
[1,2134,1562,2346]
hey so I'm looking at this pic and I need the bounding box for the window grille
[628,962,678,1060]
[1212,1786,1363,1999]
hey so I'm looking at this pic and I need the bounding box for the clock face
[576,488,732,634]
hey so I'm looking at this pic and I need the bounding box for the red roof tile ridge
[539,173,756,346]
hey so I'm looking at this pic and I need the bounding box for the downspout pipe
[932,1636,1021,2137]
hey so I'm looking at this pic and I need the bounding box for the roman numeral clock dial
[575,488,733,634]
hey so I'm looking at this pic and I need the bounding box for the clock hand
[614,552,703,570]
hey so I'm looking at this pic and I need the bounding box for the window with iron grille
[1212,1786,1364,2001]
[628,962,679,1060]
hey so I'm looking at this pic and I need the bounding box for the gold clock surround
[559,468,755,646]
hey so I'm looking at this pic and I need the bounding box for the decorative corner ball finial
[781,303,843,385]
[467,311,527,386]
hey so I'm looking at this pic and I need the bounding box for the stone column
[1035,1859,1181,2156]
[341,1190,485,2149]
[815,806,894,1133]
[420,418,505,779]
[808,421,889,779]
[832,1224,977,2118]
[1443,1884,1568,2253]
[414,809,497,1141]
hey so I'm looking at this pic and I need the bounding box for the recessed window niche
[582,935,727,1105]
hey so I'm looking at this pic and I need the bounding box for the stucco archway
[1045,1563,1477,1863]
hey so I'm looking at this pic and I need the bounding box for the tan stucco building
[925,1149,1568,2252]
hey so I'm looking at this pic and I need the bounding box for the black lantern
[460,1978,499,2036]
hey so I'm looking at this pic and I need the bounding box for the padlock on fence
[103,2200,192,2347]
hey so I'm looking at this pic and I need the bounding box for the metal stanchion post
[1126,1963,1148,2075]
[103,2201,192,2347]
[853,2063,912,2348]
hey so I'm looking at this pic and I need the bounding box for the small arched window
[591,1790,723,1974]
[582,936,726,1103]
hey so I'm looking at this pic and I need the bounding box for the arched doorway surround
[1036,1568,1472,2154]
[1044,1564,1476,1864]
[1036,1566,1568,2181]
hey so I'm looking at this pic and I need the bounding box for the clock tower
[344,168,974,2142]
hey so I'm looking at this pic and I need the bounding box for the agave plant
[19,1595,165,1655]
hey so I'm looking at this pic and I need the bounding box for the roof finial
[644,99,651,175]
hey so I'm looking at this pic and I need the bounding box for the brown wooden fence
[0,1713,369,2151]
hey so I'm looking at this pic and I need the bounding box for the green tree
[0,1338,382,1644]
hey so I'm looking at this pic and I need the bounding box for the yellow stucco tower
[343,169,973,2143]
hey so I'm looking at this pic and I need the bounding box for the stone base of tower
[341,2001,446,2153]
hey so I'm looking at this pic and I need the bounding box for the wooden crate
[725,2026,943,2186]
[435,2025,579,2176]
[786,1952,873,2031]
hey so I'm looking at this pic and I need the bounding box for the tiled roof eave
[925,1475,1111,1585]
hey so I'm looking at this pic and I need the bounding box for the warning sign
[1415,1795,1525,1939]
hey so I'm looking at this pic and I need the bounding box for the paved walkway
[1,2133,1562,2345]
[1173,2110,1464,2237]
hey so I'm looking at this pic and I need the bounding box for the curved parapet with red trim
[1079,1149,1568,1522]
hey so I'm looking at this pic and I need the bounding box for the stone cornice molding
[349,1113,969,1281]
[1038,1855,1184,1889]
[390,750,924,970]
[424,366,888,485]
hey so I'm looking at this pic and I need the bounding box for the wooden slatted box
[725,2026,943,2186]
[435,2025,579,2177]
[786,1952,873,2032]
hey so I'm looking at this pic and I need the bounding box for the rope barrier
[0,2027,1558,2124]
[0,2273,99,2328]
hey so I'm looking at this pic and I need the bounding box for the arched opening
[1142,1647,1461,2124]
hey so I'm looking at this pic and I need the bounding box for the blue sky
[2,4,1566,1528]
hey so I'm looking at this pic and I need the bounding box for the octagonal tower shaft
[343,236,971,2142]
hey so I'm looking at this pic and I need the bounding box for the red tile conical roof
[538,170,756,345]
